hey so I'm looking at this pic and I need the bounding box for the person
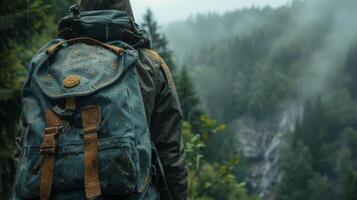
[78,0,188,199]
[12,0,187,199]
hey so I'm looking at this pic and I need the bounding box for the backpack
[12,36,152,199]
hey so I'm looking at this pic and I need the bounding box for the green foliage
[0,88,21,199]
[307,174,331,200]
[280,43,357,199]
[184,116,257,200]
[245,64,293,118]
[176,67,203,130]
[276,143,314,200]
[167,0,347,123]
[0,0,49,50]
[277,93,357,199]
[167,0,357,198]
[344,172,357,200]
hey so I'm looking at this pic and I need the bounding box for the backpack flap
[33,39,138,99]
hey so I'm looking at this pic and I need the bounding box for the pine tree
[141,9,175,72]
[176,67,203,129]
[276,143,314,200]
[344,172,357,200]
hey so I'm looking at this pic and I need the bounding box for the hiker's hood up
[58,9,151,49]
[80,0,134,18]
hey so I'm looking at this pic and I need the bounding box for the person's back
[11,1,187,199]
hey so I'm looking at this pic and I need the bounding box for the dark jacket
[57,10,188,200]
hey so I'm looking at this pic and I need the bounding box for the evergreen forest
[1,0,357,199]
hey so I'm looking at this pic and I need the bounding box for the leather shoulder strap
[144,49,177,92]
[81,105,102,200]
[40,110,63,200]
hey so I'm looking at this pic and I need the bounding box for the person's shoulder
[140,49,177,91]
[138,48,169,75]
[140,48,165,67]
[143,49,162,62]
[141,49,171,71]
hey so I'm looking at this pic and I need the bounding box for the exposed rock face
[229,104,303,199]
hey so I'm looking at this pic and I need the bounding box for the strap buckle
[40,127,59,156]
[40,110,63,200]
[83,125,98,134]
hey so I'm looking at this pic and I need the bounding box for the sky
[131,0,292,24]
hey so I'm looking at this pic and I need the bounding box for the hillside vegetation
[165,0,357,199]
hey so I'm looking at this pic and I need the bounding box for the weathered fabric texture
[12,10,187,200]
[80,0,134,18]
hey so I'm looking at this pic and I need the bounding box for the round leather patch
[63,75,81,88]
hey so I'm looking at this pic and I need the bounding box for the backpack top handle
[46,37,124,56]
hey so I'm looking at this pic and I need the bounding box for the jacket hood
[57,9,151,49]
[80,0,134,18]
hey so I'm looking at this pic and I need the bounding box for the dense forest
[1,0,357,199]
[165,0,357,199]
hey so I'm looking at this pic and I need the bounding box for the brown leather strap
[81,106,102,200]
[40,110,63,200]
[145,49,178,92]
[46,37,124,56]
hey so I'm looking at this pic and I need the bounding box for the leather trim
[145,49,177,92]
[40,110,63,200]
[46,37,124,56]
[81,105,102,199]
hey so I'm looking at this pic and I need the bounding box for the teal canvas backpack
[12,9,156,200]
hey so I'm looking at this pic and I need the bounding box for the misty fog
[164,0,357,198]
[1,0,357,199]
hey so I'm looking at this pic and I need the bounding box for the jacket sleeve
[147,50,188,200]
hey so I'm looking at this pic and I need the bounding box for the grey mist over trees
[164,0,357,199]
[281,0,357,98]
[165,0,357,117]
[1,0,357,199]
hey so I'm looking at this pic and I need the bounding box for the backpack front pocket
[17,136,140,198]
[99,139,139,195]
[52,137,139,196]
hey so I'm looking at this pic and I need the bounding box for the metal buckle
[40,127,59,155]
